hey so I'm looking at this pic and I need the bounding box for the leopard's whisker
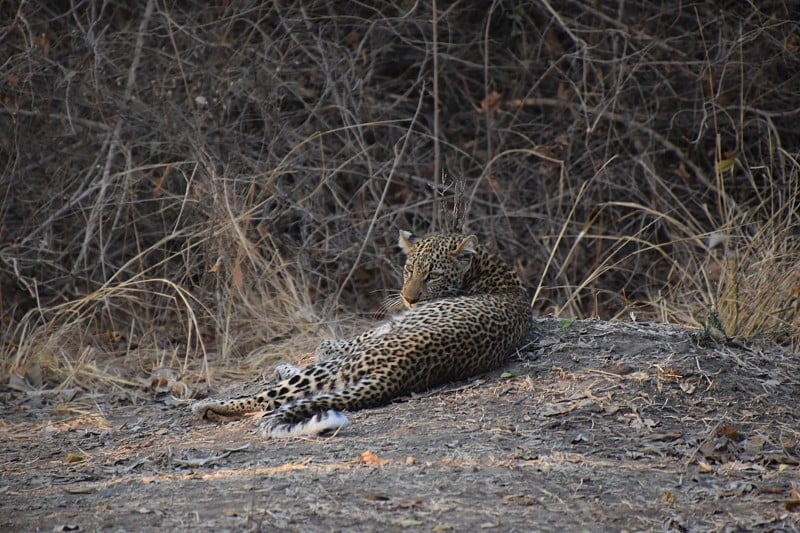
[374,293,404,319]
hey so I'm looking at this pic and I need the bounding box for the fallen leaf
[344,30,360,48]
[718,425,741,440]
[785,500,800,512]
[231,259,244,290]
[359,450,387,466]
[697,460,713,473]
[478,91,502,113]
[37,33,51,55]
[502,493,536,506]
[744,435,766,452]
[784,486,800,513]
[208,256,222,273]
[716,158,735,173]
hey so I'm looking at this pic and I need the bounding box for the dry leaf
[359,450,387,466]
[715,158,735,174]
[478,91,502,113]
[697,460,713,473]
[718,425,741,440]
[785,500,800,512]
[208,256,222,273]
[785,485,800,513]
[231,259,244,290]
[744,434,766,452]
[344,31,360,48]
[502,494,536,506]
[780,436,798,452]
[37,33,51,55]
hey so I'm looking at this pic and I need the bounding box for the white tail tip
[260,409,350,438]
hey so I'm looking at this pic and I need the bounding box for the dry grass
[1,2,799,392]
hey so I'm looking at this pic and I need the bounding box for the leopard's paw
[273,363,301,381]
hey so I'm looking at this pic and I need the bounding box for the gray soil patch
[3,318,799,532]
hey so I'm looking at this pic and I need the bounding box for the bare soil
[3,318,799,532]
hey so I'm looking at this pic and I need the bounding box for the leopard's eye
[425,270,443,283]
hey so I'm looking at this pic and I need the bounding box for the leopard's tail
[260,409,350,438]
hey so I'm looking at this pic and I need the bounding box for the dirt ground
[2,318,799,532]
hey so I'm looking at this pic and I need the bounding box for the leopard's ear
[453,235,478,256]
[398,230,419,254]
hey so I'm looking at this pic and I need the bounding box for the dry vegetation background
[1,1,799,390]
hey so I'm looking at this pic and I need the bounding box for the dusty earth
[2,318,800,532]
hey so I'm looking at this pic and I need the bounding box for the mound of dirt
[3,318,798,531]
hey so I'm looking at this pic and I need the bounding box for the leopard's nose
[401,280,422,307]
[400,293,417,309]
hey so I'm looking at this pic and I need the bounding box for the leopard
[192,230,531,438]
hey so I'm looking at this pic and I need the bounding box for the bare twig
[431,0,441,230]
[71,0,157,275]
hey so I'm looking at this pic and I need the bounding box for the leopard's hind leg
[259,373,401,438]
[192,361,339,420]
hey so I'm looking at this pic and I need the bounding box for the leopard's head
[398,230,477,308]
